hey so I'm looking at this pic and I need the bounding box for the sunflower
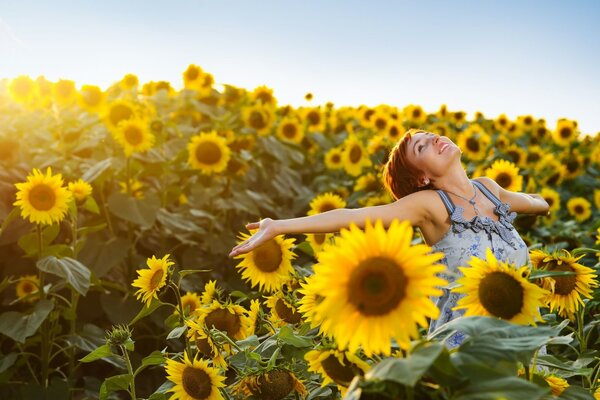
[265,292,302,326]
[516,114,536,132]
[530,249,598,318]
[8,75,36,103]
[503,144,527,168]
[104,100,137,131]
[247,299,262,336]
[52,79,76,106]
[242,103,275,136]
[185,319,228,370]
[304,348,370,396]
[354,172,381,193]
[119,179,144,199]
[305,232,336,256]
[402,104,428,126]
[524,145,544,167]
[452,247,548,325]
[368,110,390,134]
[324,147,344,170]
[16,274,40,303]
[231,369,307,400]
[112,119,155,157]
[14,167,73,225]
[493,114,511,133]
[307,192,347,216]
[342,134,372,176]
[539,188,560,214]
[544,374,569,397]
[297,275,325,329]
[594,189,600,210]
[301,106,326,133]
[78,85,105,113]
[535,155,567,187]
[250,85,277,108]
[195,300,252,341]
[178,292,202,316]
[456,125,491,161]
[68,179,93,202]
[366,133,387,154]
[165,352,225,400]
[131,254,174,307]
[187,131,231,175]
[119,73,139,91]
[183,64,205,90]
[200,280,220,306]
[276,117,304,144]
[359,191,393,207]
[566,197,592,222]
[232,227,297,293]
[310,219,446,356]
[551,118,578,147]
[484,159,523,192]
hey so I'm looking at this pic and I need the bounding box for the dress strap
[471,180,502,207]
[435,190,456,215]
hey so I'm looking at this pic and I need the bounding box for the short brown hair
[382,128,434,200]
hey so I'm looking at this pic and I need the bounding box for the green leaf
[99,374,132,400]
[129,297,169,325]
[0,352,18,373]
[453,376,549,400]
[0,299,54,343]
[365,342,444,387]
[178,269,212,279]
[236,334,260,348]
[276,325,313,348]
[528,269,579,280]
[77,223,107,236]
[535,354,594,378]
[82,158,112,182]
[0,207,21,239]
[166,326,187,340]
[79,344,115,363]
[37,256,91,296]
[79,236,129,278]
[107,191,161,229]
[134,350,166,377]
[83,196,100,214]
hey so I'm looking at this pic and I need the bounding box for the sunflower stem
[169,283,192,358]
[37,224,50,388]
[68,206,80,398]
[120,344,137,400]
[577,307,587,353]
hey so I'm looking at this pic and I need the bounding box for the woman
[228,128,550,348]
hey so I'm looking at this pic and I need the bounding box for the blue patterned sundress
[427,179,531,349]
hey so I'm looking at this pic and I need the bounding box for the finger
[246,222,259,229]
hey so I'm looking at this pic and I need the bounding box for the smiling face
[404,131,462,187]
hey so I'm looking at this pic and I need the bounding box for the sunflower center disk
[205,308,242,337]
[195,336,216,357]
[466,137,480,152]
[283,124,297,138]
[495,172,512,189]
[348,257,406,316]
[549,264,577,295]
[318,202,336,213]
[149,269,164,289]
[274,299,301,324]
[252,240,283,272]
[321,354,357,387]
[195,141,222,165]
[478,271,524,319]
[124,126,144,145]
[182,366,212,400]
[313,233,326,245]
[29,184,57,211]
[250,111,267,130]
[349,146,362,163]
[253,370,294,400]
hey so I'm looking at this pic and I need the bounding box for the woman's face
[405,131,461,183]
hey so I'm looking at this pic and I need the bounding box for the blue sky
[1,0,599,135]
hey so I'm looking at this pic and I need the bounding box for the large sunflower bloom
[297,275,326,329]
[453,247,549,325]
[165,352,225,400]
[310,219,446,356]
[232,227,297,293]
[112,119,155,157]
[456,125,491,161]
[14,167,73,225]
[131,254,174,307]
[187,131,231,175]
[566,197,592,222]
[530,249,598,318]
[195,300,252,341]
[304,348,370,396]
[342,134,372,177]
[307,192,347,216]
[52,79,77,106]
[484,159,523,192]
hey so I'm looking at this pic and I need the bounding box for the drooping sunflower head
[265,291,302,325]
[453,247,549,325]
[530,249,598,318]
[187,131,231,175]
[231,368,307,400]
[165,352,226,400]
[304,348,370,395]
[16,274,40,303]
[307,192,347,216]
[68,179,93,202]
[311,218,447,356]
[131,254,174,307]
[14,167,73,225]
[484,159,523,192]
[185,319,229,370]
[232,227,297,293]
[566,197,592,222]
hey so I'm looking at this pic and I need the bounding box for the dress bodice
[427,179,530,348]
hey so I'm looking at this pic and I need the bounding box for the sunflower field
[0,65,599,400]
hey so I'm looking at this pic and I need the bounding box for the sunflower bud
[106,324,133,347]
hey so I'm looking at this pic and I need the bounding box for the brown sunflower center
[331,154,341,163]
[182,300,198,314]
[313,233,326,245]
[548,263,577,295]
[321,354,358,387]
[560,127,572,139]
[249,110,268,130]
[150,269,164,289]
[282,123,297,139]
[307,111,320,125]
[182,366,212,400]
[389,126,400,138]
[252,239,283,272]
[566,160,579,173]
[527,152,541,163]
[28,184,57,211]
[574,205,584,214]
[375,118,387,130]
[205,308,242,337]
[318,201,337,213]
[195,141,222,165]
[412,109,421,118]
[123,125,144,146]
[109,104,134,127]
[21,282,34,293]
[545,197,554,207]
[275,299,302,324]
[524,116,533,125]
[495,172,512,189]
[186,68,200,81]
[478,271,524,319]
[195,336,216,358]
[348,256,406,316]
[349,145,362,163]
[507,151,521,164]
[252,370,294,400]
[257,92,273,104]
[466,137,480,152]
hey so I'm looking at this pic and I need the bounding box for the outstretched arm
[476,177,549,215]
[228,190,430,257]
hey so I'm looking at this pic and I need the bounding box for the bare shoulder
[397,189,446,220]
[472,176,501,197]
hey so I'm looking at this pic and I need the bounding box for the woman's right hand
[228,218,279,258]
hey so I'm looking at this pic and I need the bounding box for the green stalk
[121,345,137,400]
[169,283,192,357]
[37,224,50,388]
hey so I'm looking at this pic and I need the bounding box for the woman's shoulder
[472,176,502,198]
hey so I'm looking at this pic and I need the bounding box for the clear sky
[1,0,599,135]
